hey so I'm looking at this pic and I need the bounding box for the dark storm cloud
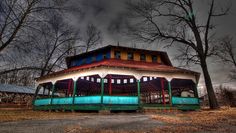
[64,0,236,89]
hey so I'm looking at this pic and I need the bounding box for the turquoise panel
[74,96,101,104]
[34,96,138,106]
[172,97,199,105]
[103,96,138,104]
[52,97,73,105]
[34,98,51,106]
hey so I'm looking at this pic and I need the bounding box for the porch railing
[34,95,138,106]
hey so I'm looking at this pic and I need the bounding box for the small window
[127,52,134,60]
[111,79,114,83]
[152,55,157,62]
[91,77,94,82]
[124,79,127,84]
[143,77,147,82]
[114,51,121,59]
[86,77,90,81]
[97,78,101,83]
[140,54,146,61]
[117,79,121,84]
[130,78,134,83]
[104,79,108,83]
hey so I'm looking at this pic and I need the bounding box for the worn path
[0,114,164,133]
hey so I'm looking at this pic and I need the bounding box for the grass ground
[0,107,235,133]
[152,107,236,132]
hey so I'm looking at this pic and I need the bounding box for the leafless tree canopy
[216,36,236,79]
[84,23,102,52]
[0,0,64,53]
[0,0,82,86]
[125,0,231,109]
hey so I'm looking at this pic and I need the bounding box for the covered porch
[33,66,200,111]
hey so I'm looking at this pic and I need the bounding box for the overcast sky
[64,0,236,90]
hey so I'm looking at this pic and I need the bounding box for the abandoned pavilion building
[33,45,200,111]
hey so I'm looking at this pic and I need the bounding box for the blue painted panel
[71,59,83,67]
[70,60,77,67]
[103,96,138,104]
[76,59,83,66]
[172,97,199,105]
[96,53,103,61]
[52,97,73,105]
[74,96,101,104]
[86,56,92,64]
[106,51,111,58]
[34,98,51,106]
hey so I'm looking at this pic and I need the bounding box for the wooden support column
[109,75,112,95]
[161,78,166,105]
[137,79,141,105]
[43,87,45,96]
[101,78,104,104]
[72,79,77,105]
[47,85,50,97]
[168,81,172,106]
[194,84,199,98]
[50,83,55,105]
[68,79,72,96]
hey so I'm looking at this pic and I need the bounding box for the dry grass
[152,107,236,133]
[0,109,88,122]
[63,107,236,133]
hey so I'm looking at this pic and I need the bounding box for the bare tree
[0,11,80,85]
[83,23,102,52]
[125,0,231,109]
[32,12,80,76]
[0,0,61,53]
[216,36,236,79]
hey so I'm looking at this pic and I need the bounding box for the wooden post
[109,75,112,95]
[68,79,72,96]
[161,79,166,105]
[194,84,199,98]
[101,78,104,104]
[137,79,141,105]
[72,79,77,105]
[50,83,55,105]
[168,81,172,105]
[43,87,45,96]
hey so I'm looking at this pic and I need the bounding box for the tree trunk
[200,58,219,109]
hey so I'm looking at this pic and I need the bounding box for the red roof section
[37,59,200,81]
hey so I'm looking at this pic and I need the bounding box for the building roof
[0,84,43,95]
[66,45,173,67]
[37,59,200,81]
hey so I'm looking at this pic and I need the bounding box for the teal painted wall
[34,98,51,106]
[103,96,138,104]
[172,97,199,105]
[52,97,73,105]
[74,96,101,104]
[34,96,138,106]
